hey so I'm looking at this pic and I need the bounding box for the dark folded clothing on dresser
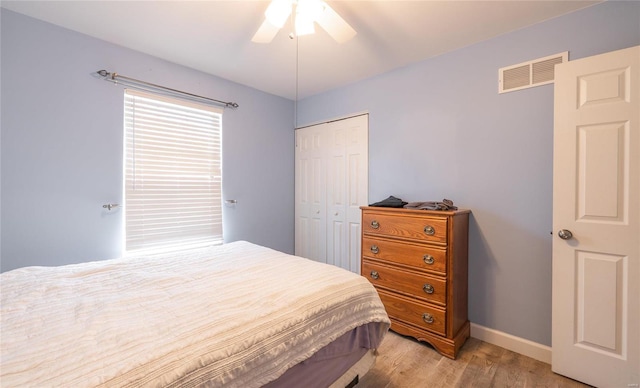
[369,196,408,208]
[404,198,458,211]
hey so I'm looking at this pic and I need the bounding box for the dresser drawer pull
[424,225,435,235]
[370,270,380,280]
[370,220,380,229]
[370,245,379,254]
[423,284,434,294]
[423,254,435,265]
[422,313,434,324]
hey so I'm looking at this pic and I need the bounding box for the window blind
[124,89,223,253]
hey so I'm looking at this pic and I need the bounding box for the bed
[0,241,390,387]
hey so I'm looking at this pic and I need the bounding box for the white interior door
[552,45,639,387]
[295,115,368,274]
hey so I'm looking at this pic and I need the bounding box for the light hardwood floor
[357,332,590,388]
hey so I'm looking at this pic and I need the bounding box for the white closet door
[295,126,326,262]
[295,115,368,274]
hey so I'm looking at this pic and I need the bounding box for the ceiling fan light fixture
[295,17,315,36]
[295,11,315,35]
[264,0,292,28]
[297,0,324,19]
[252,0,355,44]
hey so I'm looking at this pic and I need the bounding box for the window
[124,89,223,254]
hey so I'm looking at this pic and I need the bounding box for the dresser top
[360,206,471,216]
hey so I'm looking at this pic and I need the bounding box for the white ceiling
[2,0,601,100]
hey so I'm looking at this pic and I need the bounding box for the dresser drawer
[362,236,447,274]
[377,289,446,336]
[363,212,447,244]
[363,261,447,306]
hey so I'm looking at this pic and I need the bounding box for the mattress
[0,241,390,387]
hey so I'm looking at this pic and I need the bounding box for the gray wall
[0,9,295,272]
[296,1,640,347]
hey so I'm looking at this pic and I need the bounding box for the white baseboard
[470,322,552,364]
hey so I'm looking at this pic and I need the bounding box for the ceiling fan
[252,0,356,44]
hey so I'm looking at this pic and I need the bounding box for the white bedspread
[0,241,389,387]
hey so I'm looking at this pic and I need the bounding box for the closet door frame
[295,114,369,274]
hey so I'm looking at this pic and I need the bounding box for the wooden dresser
[360,206,470,359]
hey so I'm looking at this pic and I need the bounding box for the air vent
[499,52,568,93]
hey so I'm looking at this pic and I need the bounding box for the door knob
[558,229,573,240]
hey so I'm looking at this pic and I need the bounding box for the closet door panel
[295,128,326,261]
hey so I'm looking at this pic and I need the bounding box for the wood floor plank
[383,337,441,387]
[455,354,499,387]
[357,331,591,388]
[491,348,533,387]
[456,340,505,387]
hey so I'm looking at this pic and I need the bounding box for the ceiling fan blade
[316,2,356,43]
[252,19,280,43]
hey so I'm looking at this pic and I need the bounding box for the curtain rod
[96,70,239,109]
